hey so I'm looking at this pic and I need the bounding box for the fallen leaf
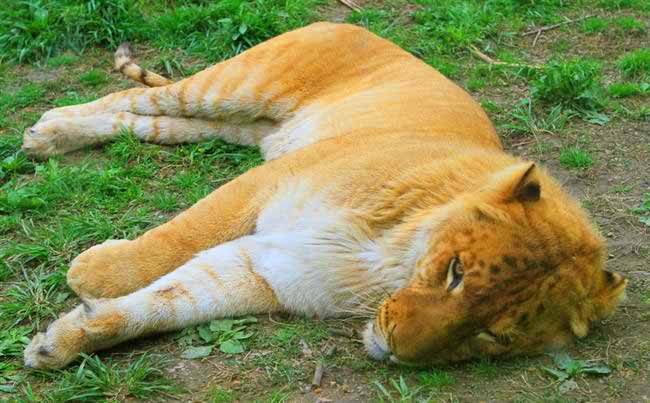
[220,339,244,354]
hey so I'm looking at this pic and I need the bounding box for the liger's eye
[446,256,464,291]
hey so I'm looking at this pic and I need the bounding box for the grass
[32,353,179,402]
[582,17,609,33]
[608,82,650,98]
[631,193,650,227]
[641,291,650,305]
[582,16,646,35]
[0,0,323,64]
[618,48,650,77]
[244,319,331,385]
[470,358,501,378]
[79,69,109,87]
[211,386,238,403]
[0,269,69,330]
[46,54,79,67]
[374,375,422,402]
[599,0,650,11]
[419,369,456,390]
[1,0,649,401]
[0,83,46,112]
[52,92,98,108]
[0,0,145,63]
[531,59,606,112]
[501,99,572,136]
[559,147,595,169]
[612,16,646,34]
[0,327,31,358]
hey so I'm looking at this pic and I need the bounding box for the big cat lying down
[23,22,626,369]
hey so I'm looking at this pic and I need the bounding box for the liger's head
[364,162,626,364]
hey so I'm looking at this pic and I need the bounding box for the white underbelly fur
[236,179,410,318]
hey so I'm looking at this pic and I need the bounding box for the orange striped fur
[23,23,626,369]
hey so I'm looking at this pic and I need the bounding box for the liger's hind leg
[34,31,309,127]
[27,22,378,157]
[26,53,294,156]
[25,239,281,369]
[27,111,276,154]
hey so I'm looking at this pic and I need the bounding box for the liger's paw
[23,332,74,370]
[24,307,86,370]
[21,122,60,159]
[22,106,74,158]
[68,239,134,299]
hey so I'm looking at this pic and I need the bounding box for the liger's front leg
[64,164,278,299]
[25,240,281,369]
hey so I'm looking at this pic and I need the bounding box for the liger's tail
[114,43,174,87]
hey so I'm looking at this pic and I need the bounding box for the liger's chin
[362,321,391,360]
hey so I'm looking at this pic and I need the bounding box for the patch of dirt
[318,1,354,23]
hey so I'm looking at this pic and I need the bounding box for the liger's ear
[489,162,541,203]
[591,270,628,320]
[569,270,627,338]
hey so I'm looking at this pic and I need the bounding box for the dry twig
[312,362,325,387]
[324,344,337,357]
[300,338,313,358]
[329,327,356,338]
[468,45,541,69]
[522,15,594,36]
[338,0,362,11]
[532,29,543,47]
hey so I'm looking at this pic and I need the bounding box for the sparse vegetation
[419,369,456,390]
[631,193,650,227]
[0,83,45,112]
[582,17,609,33]
[531,59,606,112]
[79,69,109,87]
[560,147,594,168]
[43,354,178,402]
[211,386,238,403]
[1,0,648,401]
[502,99,572,136]
[374,375,422,403]
[612,16,645,34]
[542,353,611,393]
[0,0,323,64]
[608,82,650,97]
[178,316,258,358]
[618,48,650,77]
[46,54,79,67]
